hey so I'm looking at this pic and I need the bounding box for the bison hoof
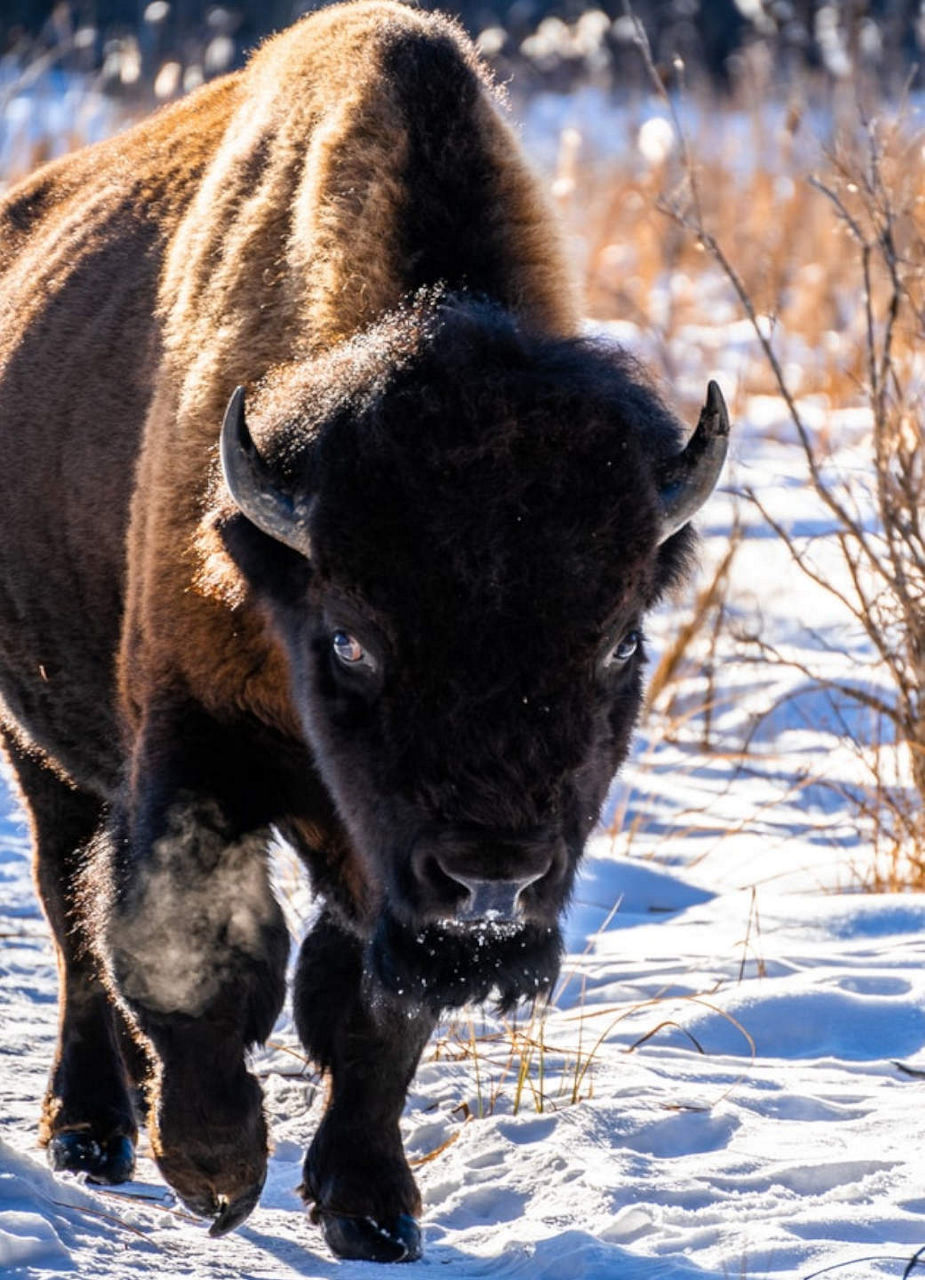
[172,1170,266,1236]
[317,1209,422,1263]
[48,1131,136,1185]
[208,1178,266,1237]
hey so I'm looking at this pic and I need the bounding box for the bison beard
[0,0,729,1266]
[369,914,564,1013]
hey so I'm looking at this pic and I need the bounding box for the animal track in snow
[741,1093,869,1122]
[619,1111,740,1158]
[442,1186,530,1228]
[835,974,912,996]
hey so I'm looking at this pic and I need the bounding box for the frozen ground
[2,69,925,1280]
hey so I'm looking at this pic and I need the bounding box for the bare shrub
[735,125,923,871]
[622,41,925,875]
[540,10,925,882]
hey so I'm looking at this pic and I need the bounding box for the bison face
[221,295,728,1013]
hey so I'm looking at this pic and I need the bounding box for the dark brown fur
[0,2,702,1262]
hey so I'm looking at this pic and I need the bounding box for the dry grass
[547,63,925,887]
[548,76,925,419]
[429,976,759,1126]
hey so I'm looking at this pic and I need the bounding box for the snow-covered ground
[3,70,925,1280]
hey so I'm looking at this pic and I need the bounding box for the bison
[0,0,729,1263]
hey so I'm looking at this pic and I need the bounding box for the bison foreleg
[294,910,435,1263]
[1,730,141,1185]
[95,728,289,1234]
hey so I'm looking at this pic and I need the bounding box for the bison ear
[220,386,311,556]
[656,380,729,545]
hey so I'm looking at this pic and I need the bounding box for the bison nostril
[418,854,464,901]
[446,870,545,923]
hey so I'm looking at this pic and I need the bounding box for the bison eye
[604,630,640,669]
[332,630,376,671]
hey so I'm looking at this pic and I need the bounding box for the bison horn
[656,380,730,544]
[220,386,311,555]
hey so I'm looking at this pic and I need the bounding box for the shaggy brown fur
[0,1,718,1263]
[0,1,576,772]
[126,0,578,743]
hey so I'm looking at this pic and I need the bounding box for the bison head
[219,293,728,1012]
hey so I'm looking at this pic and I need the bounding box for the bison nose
[446,869,545,923]
[409,831,559,923]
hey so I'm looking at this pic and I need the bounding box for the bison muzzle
[0,0,729,1263]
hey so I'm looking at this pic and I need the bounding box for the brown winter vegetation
[556,88,921,415]
[561,79,925,887]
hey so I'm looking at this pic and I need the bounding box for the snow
[2,71,925,1280]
